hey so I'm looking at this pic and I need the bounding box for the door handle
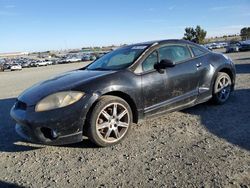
[196,63,202,68]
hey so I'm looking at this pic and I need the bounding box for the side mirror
[154,59,175,70]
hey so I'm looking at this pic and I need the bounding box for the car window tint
[142,51,158,72]
[159,45,191,63]
[190,46,205,57]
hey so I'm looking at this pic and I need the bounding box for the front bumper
[10,94,96,145]
[15,123,83,145]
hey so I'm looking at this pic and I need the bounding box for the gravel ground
[0,51,249,188]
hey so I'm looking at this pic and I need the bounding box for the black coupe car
[11,40,236,147]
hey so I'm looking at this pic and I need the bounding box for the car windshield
[87,45,149,70]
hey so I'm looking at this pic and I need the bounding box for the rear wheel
[87,96,132,147]
[212,72,232,104]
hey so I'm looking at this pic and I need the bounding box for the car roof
[130,39,196,46]
[119,39,208,53]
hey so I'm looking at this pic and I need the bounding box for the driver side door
[141,51,169,115]
[158,44,200,109]
[141,44,200,117]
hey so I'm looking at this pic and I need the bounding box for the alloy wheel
[95,103,130,143]
[215,75,231,102]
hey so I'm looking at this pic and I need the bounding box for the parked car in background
[30,61,39,67]
[38,61,49,66]
[30,60,51,67]
[0,59,6,71]
[21,61,32,68]
[96,52,109,59]
[51,59,59,65]
[226,41,241,53]
[82,54,96,61]
[221,42,228,48]
[0,58,5,63]
[0,63,11,71]
[239,40,250,51]
[211,43,222,49]
[205,43,226,50]
[65,57,82,63]
[82,55,91,61]
[90,55,96,61]
[44,60,53,65]
[10,64,22,71]
[58,58,67,64]
[204,44,212,50]
[11,39,236,147]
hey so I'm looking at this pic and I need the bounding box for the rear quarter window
[190,46,206,57]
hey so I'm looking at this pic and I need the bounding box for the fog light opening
[40,127,58,140]
[51,130,58,139]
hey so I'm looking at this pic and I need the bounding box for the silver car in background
[226,41,241,53]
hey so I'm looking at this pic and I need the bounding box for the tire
[87,95,133,147]
[212,72,232,105]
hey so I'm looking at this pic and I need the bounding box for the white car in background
[38,61,48,66]
[45,60,53,65]
[65,57,81,63]
[35,60,52,66]
[10,64,22,71]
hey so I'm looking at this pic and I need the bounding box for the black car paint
[10,40,236,145]
[18,70,116,106]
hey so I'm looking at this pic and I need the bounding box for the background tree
[183,25,207,44]
[183,27,196,42]
[240,27,250,40]
[195,25,207,44]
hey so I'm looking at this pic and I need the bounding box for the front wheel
[212,72,232,104]
[87,96,132,147]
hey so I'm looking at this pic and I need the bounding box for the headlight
[35,91,84,112]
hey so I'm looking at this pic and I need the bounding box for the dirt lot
[0,51,249,188]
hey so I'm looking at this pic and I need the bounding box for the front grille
[16,100,27,110]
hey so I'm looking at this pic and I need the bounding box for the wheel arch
[83,90,139,135]
[102,91,138,124]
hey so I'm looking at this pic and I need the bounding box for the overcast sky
[0,0,249,53]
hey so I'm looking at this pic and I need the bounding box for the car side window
[159,45,191,63]
[142,51,158,72]
[190,46,206,57]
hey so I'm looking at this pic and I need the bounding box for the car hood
[18,69,115,106]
